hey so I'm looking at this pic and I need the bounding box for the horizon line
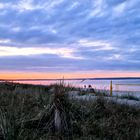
[0,77,140,81]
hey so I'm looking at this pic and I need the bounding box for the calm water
[14,79,140,92]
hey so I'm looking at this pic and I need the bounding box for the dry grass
[0,82,139,140]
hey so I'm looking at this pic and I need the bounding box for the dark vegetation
[120,94,140,101]
[0,82,139,140]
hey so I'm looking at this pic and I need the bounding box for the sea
[12,78,140,97]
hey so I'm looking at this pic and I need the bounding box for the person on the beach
[88,85,95,93]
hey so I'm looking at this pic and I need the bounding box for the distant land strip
[0,77,140,81]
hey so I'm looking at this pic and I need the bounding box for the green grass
[0,82,139,140]
[120,94,140,101]
[94,89,109,96]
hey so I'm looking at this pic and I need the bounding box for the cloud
[0,3,4,9]
[78,39,116,50]
[17,0,39,12]
[113,2,126,16]
[0,0,139,73]
[0,45,83,60]
[0,39,11,43]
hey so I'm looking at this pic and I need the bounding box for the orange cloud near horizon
[0,71,140,80]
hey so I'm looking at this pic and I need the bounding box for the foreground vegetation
[0,82,140,140]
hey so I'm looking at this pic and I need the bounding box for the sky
[0,0,140,79]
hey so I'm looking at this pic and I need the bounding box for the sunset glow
[0,71,140,80]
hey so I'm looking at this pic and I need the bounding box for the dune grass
[0,82,139,140]
[120,94,140,101]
